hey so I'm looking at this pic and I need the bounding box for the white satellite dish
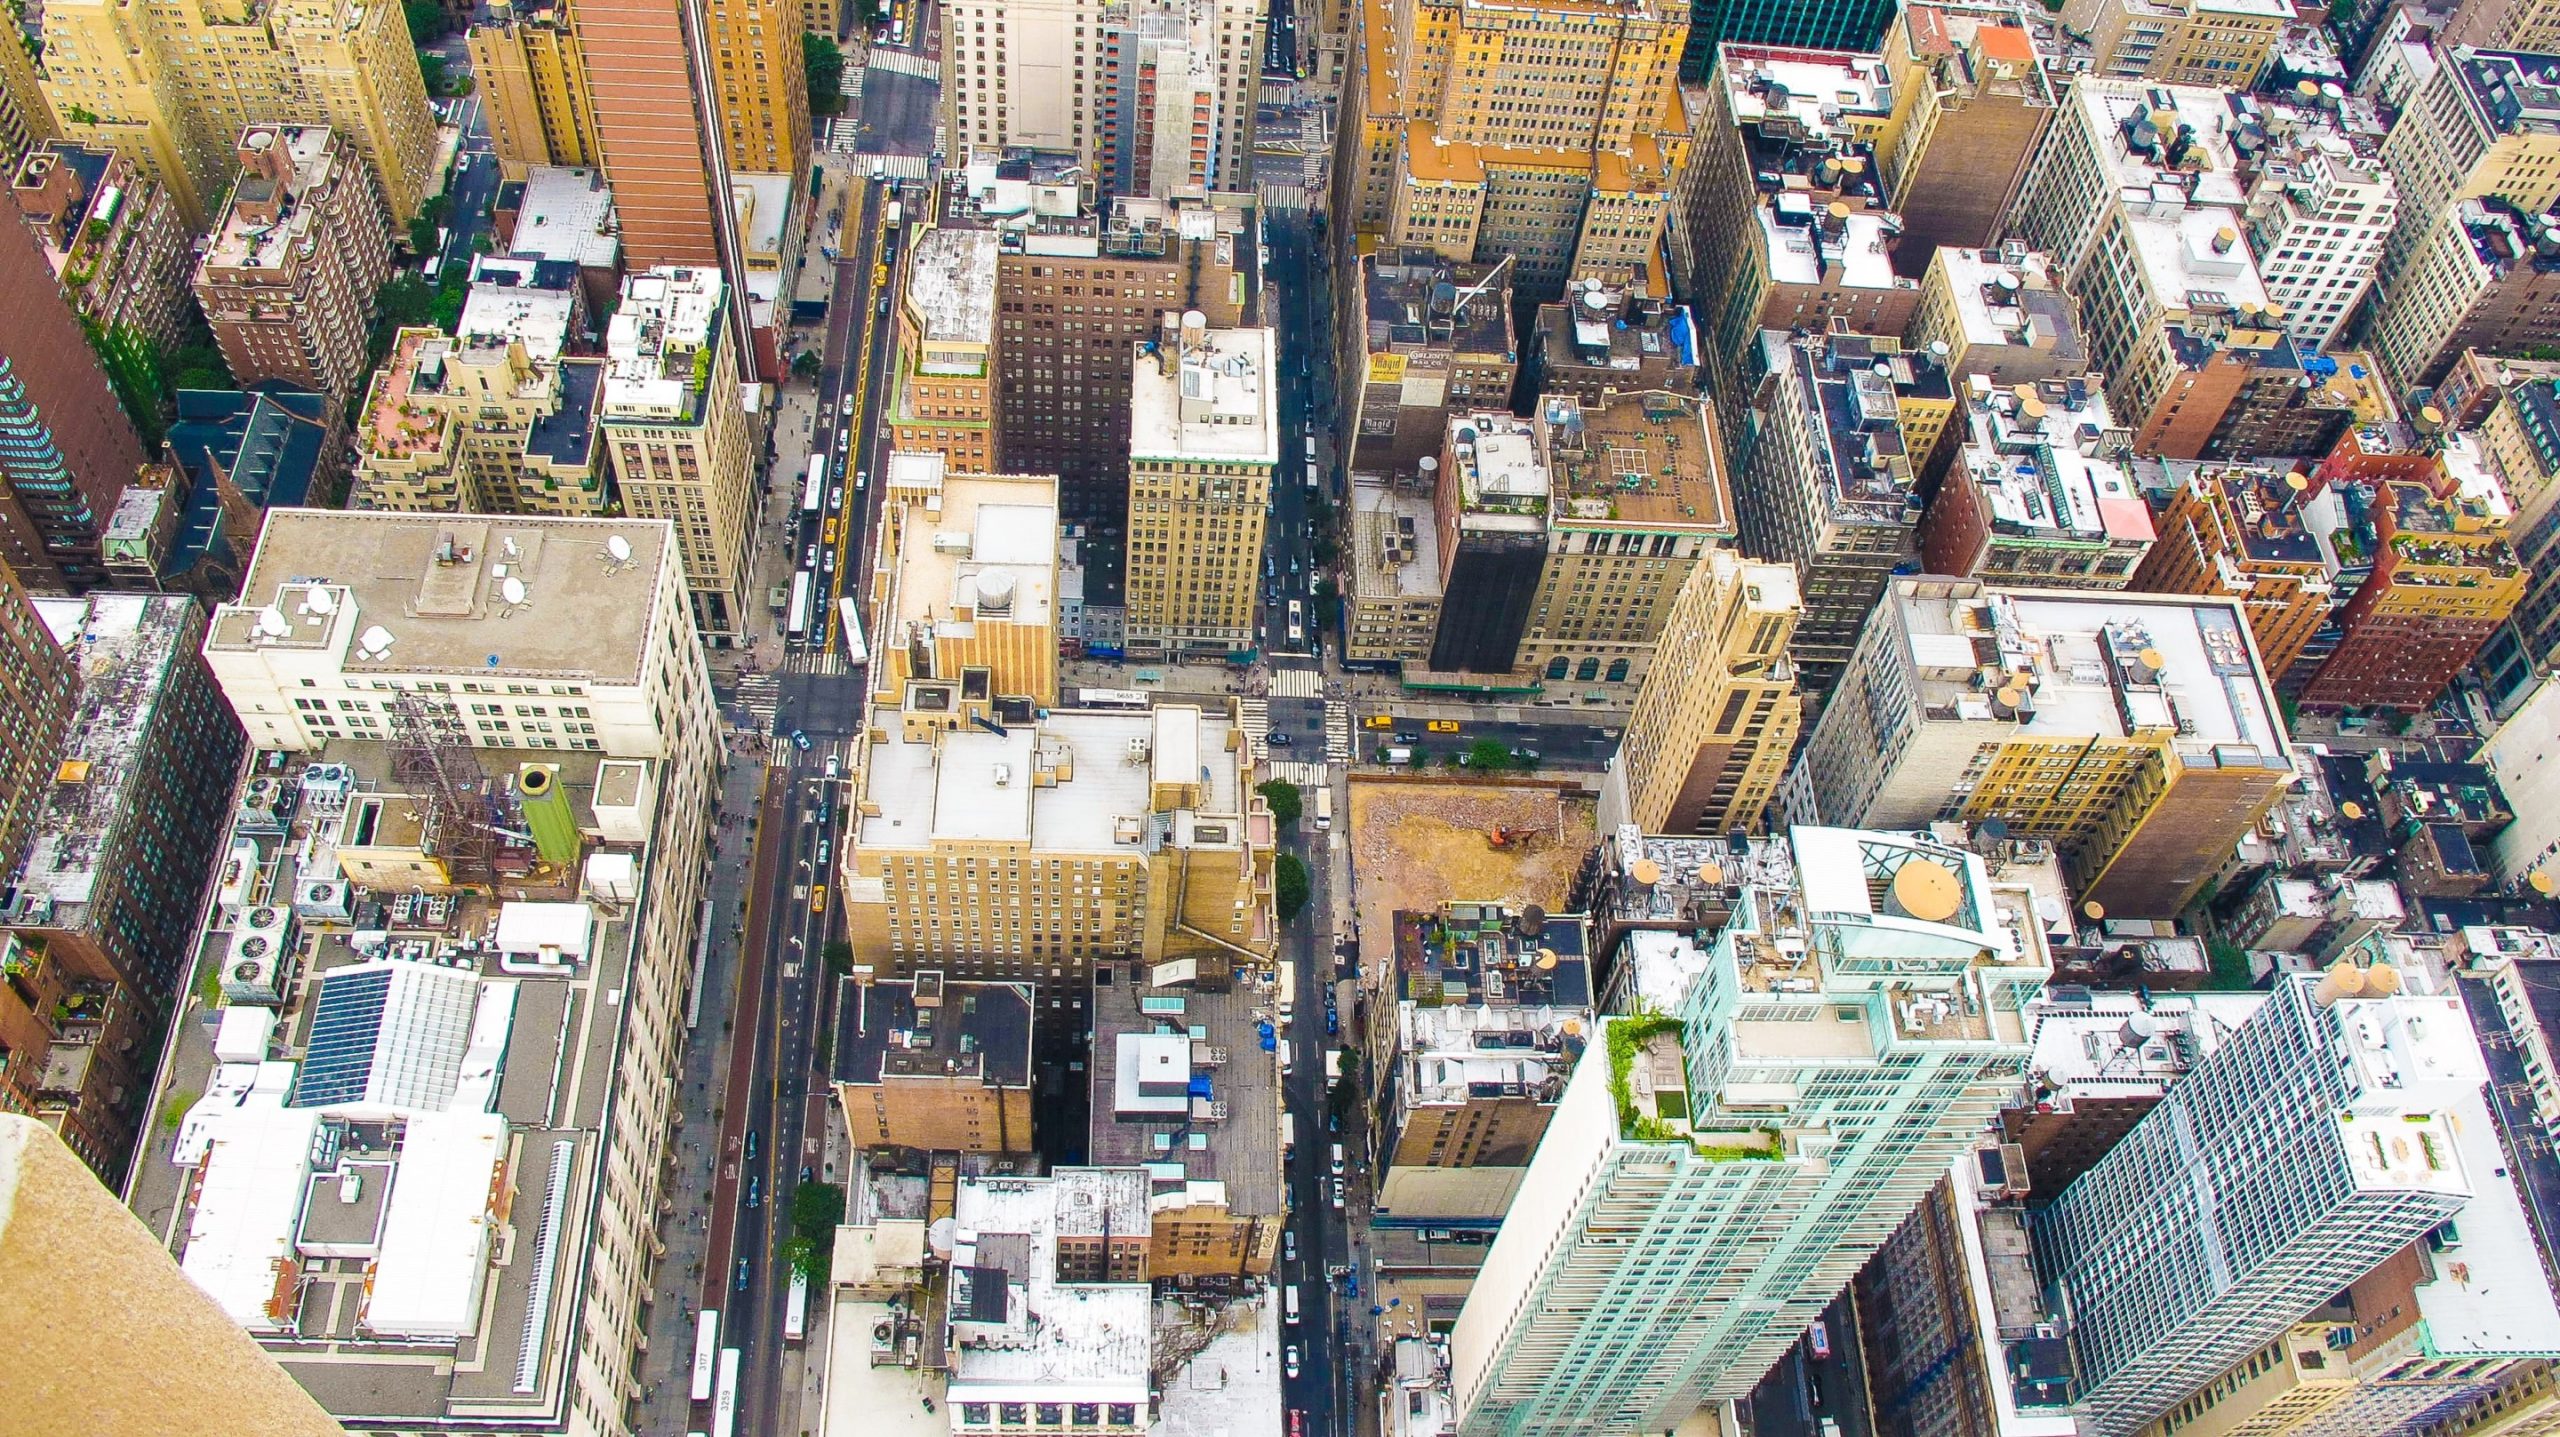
[358,625,395,657]
[501,576,528,605]
[305,586,336,614]
[257,607,290,637]
[605,535,633,563]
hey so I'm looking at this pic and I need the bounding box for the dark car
[745,1129,760,1160]
[1267,731,1293,746]
[735,1257,751,1291]
[746,1174,761,1208]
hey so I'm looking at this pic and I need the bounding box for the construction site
[1343,777,1596,1003]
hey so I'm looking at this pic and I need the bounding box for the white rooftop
[729,172,792,265]
[510,166,620,269]
[1760,203,1900,290]
[364,1112,507,1339]
[857,705,1242,854]
[1719,45,1894,134]
[2076,79,2252,207]
[181,1105,322,1332]
[1940,247,2072,352]
[907,227,999,344]
[1132,326,1279,465]
[602,267,724,421]
[456,277,573,363]
[494,901,595,966]
[1957,385,2152,545]
[948,1177,1153,1405]
[2127,205,2267,316]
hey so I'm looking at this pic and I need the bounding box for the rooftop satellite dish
[605,534,633,563]
[305,587,336,614]
[358,624,395,656]
[257,607,290,637]
[501,576,528,605]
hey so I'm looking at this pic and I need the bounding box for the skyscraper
[1450,825,2048,1437]
[0,211,144,590]
[702,0,810,177]
[0,1115,349,1436]
[600,266,756,645]
[469,1,600,176]
[1124,318,1276,660]
[1678,0,1898,80]
[0,560,71,884]
[1606,550,1801,836]
[2032,973,2483,1437]
[574,0,722,267]
[192,127,395,407]
[39,0,437,225]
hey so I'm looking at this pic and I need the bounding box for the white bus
[712,1348,740,1437]
[1315,787,1333,830]
[786,572,815,640]
[690,1311,719,1401]
[802,456,827,515]
[1075,687,1153,710]
[838,596,868,665]
[785,1269,810,1344]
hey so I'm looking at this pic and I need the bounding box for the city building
[1733,330,1955,694]
[2065,0,2288,86]
[1605,550,1801,835]
[892,226,1001,472]
[840,698,1277,1031]
[2441,0,2560,52]
[971,162,1259,545]
[1354,249,1519,478]
[494,164,623,321]
[2131,461,2335,676]
[2486,676,2560,890]
[1087,933,1284,1277]
[468,0,598,177]
[1124,319,1276,659]
[2238,100,2397,354]
[0,595,240,1178]
[158,387,336,596]
[726,170,801,385]
[1917,375,2153,588]
[599,266,756,646]
[2031,974,2512,1437]
[0,562,70,884]
[9,140,195,354]
[0,1115,348,1437]
[38,0,436,226]
[352,259,607,517]
[2377,49,2560,313]
[1450,825,2049,1436]
[1875,3,2061,274]
[862,452,1062,716]
[1351,0,1691,293]
[701,0,810,178]
[0,211,144,590]
[569,0,720,267]
[2295,468,2525,712]
[1532,281,1692,406]
[945,1171,1156,1436]
[1347,476,1445,668]
[942,0,1265,197]
[1372,903,1591,1224]
[2370,195,2560,391]
[1791,580,2292,918]
[193,126,394,407]
[0,26,53,171]
[1907,245,2092,389]
[1675,44,1919,373]
[160,509,718,1431]
[1677,0,1899,80]
[832,973,1035,1153]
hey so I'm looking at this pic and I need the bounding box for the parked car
[1284,1345,1302,1379]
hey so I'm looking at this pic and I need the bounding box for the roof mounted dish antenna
[256,607,290,638]
[305,586,336,614]
[602,534,634,570]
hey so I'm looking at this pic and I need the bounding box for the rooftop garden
[1607,1012,1779,1159]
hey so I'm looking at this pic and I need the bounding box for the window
[1546,656,1569,679]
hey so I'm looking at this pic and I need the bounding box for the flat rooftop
[210,510,673,684]
[948,1174,1153,1403]
[1717,43,1894,136]
[1131,326,1278,465]
[878,459,1058,648]
[831,974,1035,1090]
[1366,249,1513,357]
[1351,480,1444,602]
[1936,248,2087,367]
[12,595,198,916]
[601,267,723,424]
[2072,79,2253,207]
[2453,49,2560,138]
[127,742,663,1426]
[906,227,998,345]
[2127,205,2267,317]
[203,126,346,272]
[509,166,619,270]
[1953,380,2151,547]
[856,705,1247,853]
[1537,390,1733,535]
[1086,965,1284,1218]
[1893,584,2289,762]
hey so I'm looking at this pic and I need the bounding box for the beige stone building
[1607,550,1801,836]
[0,28,52,171]
[193,126,393,406]
[40,0,436,225]
[2376,49,2560,309]
[864,452,1062,717]
[703,0,810,177]
[832,974,1035,1153]
[468,1,598,178]
[1125,320,1277,659]
[352,263,609,517]
[1348,0,1690,291]
[892,226,1001,473]
[2440,0,2560,52]
[1875,2,2060,273]
[601,267,757,646]
[1347,476,1445,666]
[2063,0,2287,86]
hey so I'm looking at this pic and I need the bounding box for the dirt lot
[1344,778,1596,981]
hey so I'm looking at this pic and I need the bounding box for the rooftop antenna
[305,586,336,615]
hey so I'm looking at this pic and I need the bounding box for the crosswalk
[823,118,864,155]
[868,153,934,179]
[1268,760,1329,788]
[1238,698,1270,758]
[1323,700,1351,762]
[1269,667,1323,698]
[736,673,781,731]
[867,47,938,78]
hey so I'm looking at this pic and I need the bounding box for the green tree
[780,1235,821,1277]
[406,193,451,256]
[1256,779,1302,827]
[1275,851,1311,922]
[821,939,854,976]
[404,0,449,43]
[418,50,449,95]
[804,33,847,117]
[82,317,168,449]
[2206,938,2255,991]
[791,350,822,382]
[378,272,438,329]
[1465,738,1513,771]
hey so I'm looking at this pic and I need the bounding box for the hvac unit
[221,904,299,1005]
[294,878,353,922]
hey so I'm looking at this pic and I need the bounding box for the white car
[1284,1346,1302,1379]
